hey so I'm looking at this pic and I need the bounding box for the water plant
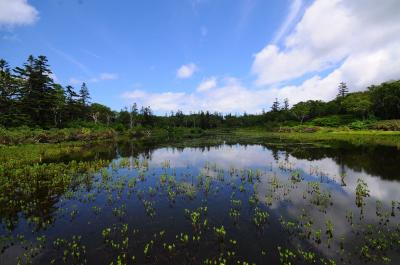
[1,143,400,265]
[356,178,370,208]
[253,207,269,228]
[214,225,226,242]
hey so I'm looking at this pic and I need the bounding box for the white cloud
[252,0,400,103]
[123,90,189,111]
[272,0,304,44]
[125,0,400,113]
[0,0,38,27]
[176,63,198,79]
[196,77,217,92]
[122,77,272,114]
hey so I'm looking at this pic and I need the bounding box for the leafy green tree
[140,106,154,127]
[89,103,112,125]
[291,101,312,124]
[116,108,131,129]
[342,92,372,119]
[369,81,400,119]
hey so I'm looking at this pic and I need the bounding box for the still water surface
[1,139,399,265]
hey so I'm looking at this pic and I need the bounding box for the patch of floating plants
[0,143,400,265]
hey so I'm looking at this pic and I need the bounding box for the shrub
[370,120,400,131]
[0,127,116,145]
[278,125,320,133]
[348,121,368,130]
[127,126,145,138]
[310,115,356,127]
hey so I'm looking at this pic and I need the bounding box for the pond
[1,138,400,265]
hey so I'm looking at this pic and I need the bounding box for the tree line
[1,55,400,130]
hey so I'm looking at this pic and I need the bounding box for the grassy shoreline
[1,126,400,148]
[233,128,400,148]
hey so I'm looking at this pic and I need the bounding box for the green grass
[233,127,400,148]
[2,125,400,148]
[0,126,117,145]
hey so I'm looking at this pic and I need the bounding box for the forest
[1,55,400,132]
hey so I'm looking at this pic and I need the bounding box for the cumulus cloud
[196,77,217,92]
[176,63,198,79]
[252,0,400,102]
[123,0,400,113]
[0,0,39,27]
[122,77,272,113]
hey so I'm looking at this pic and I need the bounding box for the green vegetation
[1,142,399,265]
[233,128,400,148]
[2,56,400,147]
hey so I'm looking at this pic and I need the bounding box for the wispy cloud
[236,0,257,35]
[69,72,119,85]
[49,45,92,76]
[99,72,118,80]
[272,0,304,44]
[81,49,101,59]
[1,33,20,42]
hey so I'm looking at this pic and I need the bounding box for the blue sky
[1,0,400,113]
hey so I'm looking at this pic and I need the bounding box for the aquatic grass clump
[253,207,269,229]
[185,206,208,231]
[355,178,370,208]
[177,182,197,199]
[52,235,87,265]
[214,225,226,242]
[1,142,400,265]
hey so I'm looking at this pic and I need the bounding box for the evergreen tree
[14,55,56,127]
[79,82,90,106]
[129,102,138,129]
[337,82,349,98]
[51,84,66,127]
[283,98,289,111]
[0,59,23,126]
[271,98,280,112]
[78,82,91,120]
